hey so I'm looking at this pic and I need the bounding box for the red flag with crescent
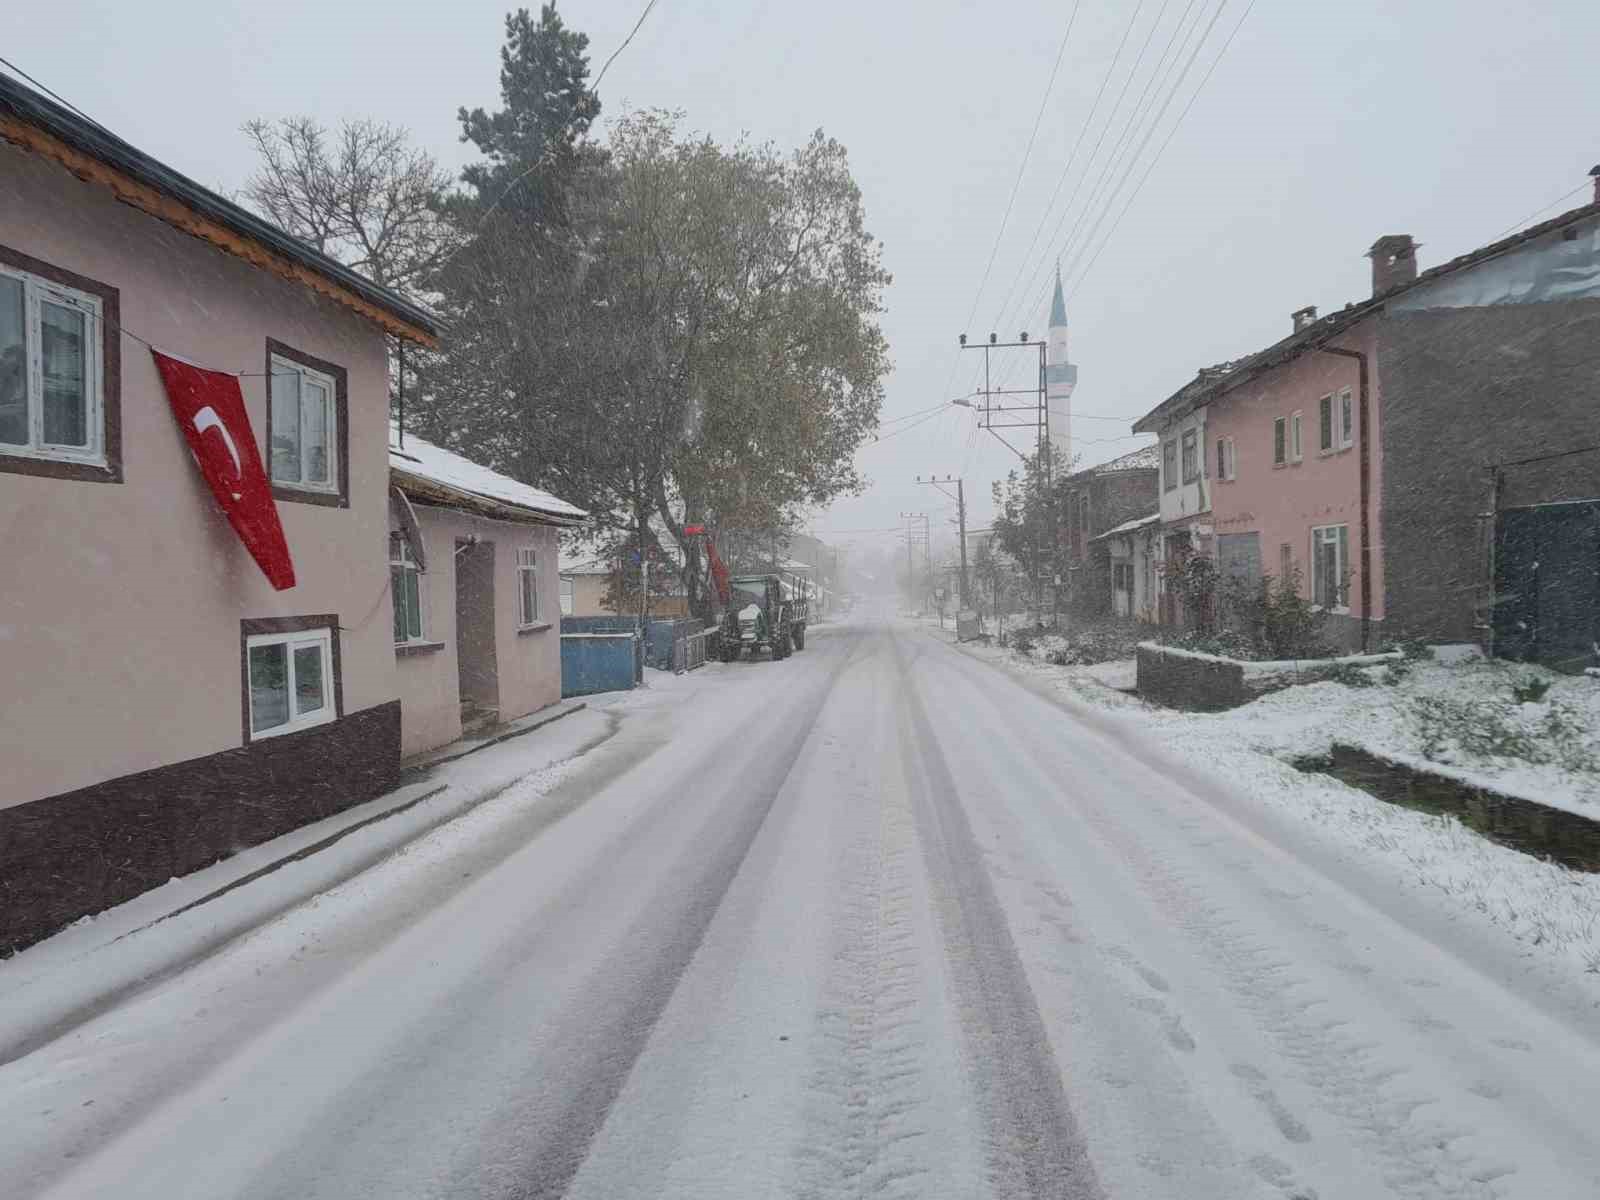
[151,349,296,590]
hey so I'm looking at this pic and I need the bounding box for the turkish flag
[152,350,296,590]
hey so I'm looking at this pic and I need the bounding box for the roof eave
[0,78,440,346]
[393,468,588,528]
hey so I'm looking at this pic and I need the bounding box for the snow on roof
[390,424,587,525]
[1092,511,1161,541]
[1092,443,1161,473]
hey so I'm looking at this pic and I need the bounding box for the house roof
[390,425,587,526]
[1090,442,1161,473]
[1132,197,1600,434]
[0,73,440,345]
[1091,511,1161,542]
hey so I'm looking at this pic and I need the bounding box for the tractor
[720,572,809,661]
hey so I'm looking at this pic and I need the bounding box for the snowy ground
[958,632,1600,983]
[3,607,1599,1198]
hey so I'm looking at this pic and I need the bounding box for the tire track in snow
[891,633,1105,1200]
[792,715,934,1199]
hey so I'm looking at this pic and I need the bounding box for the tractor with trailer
[680,525,810,662]
[719,572,809,661]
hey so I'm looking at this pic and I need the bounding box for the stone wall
[1135,644,1247,710]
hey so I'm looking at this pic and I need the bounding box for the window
[1337,387,1354,448]
[517,547,540,626]
[1216,436,1235,481]
[1181,429,1198,484]
[1319,394,1334,452]
[1113,562,1133,592]
[559,575,575,616]
[0,247,119,480]
[266,340,347,506]
[243,619,339,741]
[390,531,425,644]
[1279,542,1293,584]
[1273,417,1286,466]
[1311,525,1349,609]
[1290,411,1303,462]
[1162,439,1177,492]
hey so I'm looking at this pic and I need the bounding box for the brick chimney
[1368,234,1417,296]
[1590,165,1600,205]
[1291,305,1318,332]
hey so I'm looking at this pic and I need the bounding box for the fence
[676,628,712,673]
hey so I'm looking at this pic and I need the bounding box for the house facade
[1058,445,1159,618]
[390,431,586,757]
[1095,512,1160,621]
[0,78,445,952]
[1133,186,1600,663]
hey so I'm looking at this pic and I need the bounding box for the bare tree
[241,117,461,295]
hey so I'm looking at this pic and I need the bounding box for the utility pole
[916,474,969,611]
[899,511,929,612]
[956,331,1050,624]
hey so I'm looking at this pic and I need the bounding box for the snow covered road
[3,613,1599,1199]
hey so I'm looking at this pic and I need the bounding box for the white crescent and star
[192,406,246,501]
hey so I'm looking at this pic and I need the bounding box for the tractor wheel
[792,625,806,651]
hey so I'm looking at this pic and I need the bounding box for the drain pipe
[1312,343,1371,653]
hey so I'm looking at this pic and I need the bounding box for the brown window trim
[239,614,344,745]
[265,338,349,508]
[0,241,122,484]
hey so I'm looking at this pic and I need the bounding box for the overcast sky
[10,0,1600,568]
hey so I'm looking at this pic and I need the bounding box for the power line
[593,0,662,91]
[1067,0,1255,296]
[0,55,110,133]
[1060,0,1231,291]
[1485,181,1593,245]
[942,0,1086,430]
[978,0,1150,352]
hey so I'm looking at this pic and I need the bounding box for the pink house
[0,76,576,952]
[1135,191,1600,660]
[1202,321,1386,650]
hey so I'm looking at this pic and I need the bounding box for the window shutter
[1273,418,1285,465]
[1320,397,1333,451]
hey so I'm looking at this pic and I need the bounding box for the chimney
[1590,165,1600,205]
[1291,305,1318,332]
[1368,234,1417,296]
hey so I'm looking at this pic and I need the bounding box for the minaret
[1045,266,1076,465]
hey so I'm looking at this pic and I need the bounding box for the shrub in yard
[1324,662,1378,688]
[1010,630,1035,656]
[1511,676,1553,704]
[1411,691,1600,774]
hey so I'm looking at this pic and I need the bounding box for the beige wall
[394,506,563,759]
[0,143,398,809]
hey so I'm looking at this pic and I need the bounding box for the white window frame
[1336,386,1354,449]
[1310,524,1350,613]
[246,627,336,740]
[516,546,541,627]
[269,354,340,495]
[1162,439,1178,492]
[0,261,105,466]
[559,575,575,616]
[1181,428,1198,484]
[390,530,427,645]
[1290,411,1303,462]
[1216,436,1236,481]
